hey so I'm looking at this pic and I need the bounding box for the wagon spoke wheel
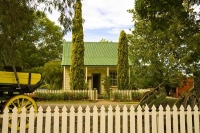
[3,95,37,130]
[183,92,199,110]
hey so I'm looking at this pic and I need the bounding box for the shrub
[131,92,143,102]
[34,91,89,101]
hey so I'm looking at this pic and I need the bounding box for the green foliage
[35,91,89,101]
[0,0,75,70]
[117,30,129,90]
[70,0,85,90]
[102,76,111,96]
[131,92,143,102]
[42,61,63,89]
[113,92,131,102]
[128,1,200,88]
[0,13,64,70]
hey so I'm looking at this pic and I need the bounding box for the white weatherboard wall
[1,105,200,133]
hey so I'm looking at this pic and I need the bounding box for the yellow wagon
[0,66,43,130]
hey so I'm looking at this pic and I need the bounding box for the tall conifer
[70,0,85,90]
[117,30,129,90]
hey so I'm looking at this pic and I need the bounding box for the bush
[35,91,89,101]
[131,92,143,102]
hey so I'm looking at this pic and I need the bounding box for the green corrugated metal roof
[61,42,130,66]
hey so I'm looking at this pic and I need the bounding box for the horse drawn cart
[137,77,200,109]
[0,66,42,129]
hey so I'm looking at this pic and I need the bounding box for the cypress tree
[117,30,129,90]
[70,0,85,90]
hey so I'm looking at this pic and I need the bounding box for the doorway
[92,74,101,95]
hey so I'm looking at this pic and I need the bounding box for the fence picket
[186,106,193,133]
[45,106,51,133]
[151,105,157,133]
[166,105,172,133]
[53,106,59,133]
[144,105,150,133]
[19,107,26,133]
[69,106,75,133]
[28,107,35,133]
[85,106,91,133]
[194,105,200,133]
[36,106,43,133]
[100,106,106,133]
[115,105,120,133]
[61,106,67,133]
[123,105,128,133]
[137,105,143,133]
[93,106,98,133]
[11,107,18,133]
[77,106,83,133]
[108,105,113,133]
[158,106,164,133]
[172,106,178,133]
[180,106,186,133]
[130,105,135,133]
[2,107,9,133]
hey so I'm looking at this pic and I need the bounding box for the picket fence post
[180,106,186,133]
[19,107,26,133]
[194,105,200,133]
[11,107,18,133]
[144,105,150,133]
[151,105,157,133]
[115,105,120,133]
[129,105,135,133]
[77,106,83,133]
[53,106,59,133]
[36,106,43,133]
[123,105,128,133]
[69,106,75,133]
[28,107,35,133]
[108,105,113,133]
[137,105,143,133]
[45,106,51,133]
[173,106,178,133]
[166,105,172,133]
[61,106,68,133]
[2,107,9,133]
[93,105,98,133]
[187,106,192,133]
[85,106,90,133]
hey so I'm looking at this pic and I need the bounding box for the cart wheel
[3,95,38,130]
[183,92,199,110]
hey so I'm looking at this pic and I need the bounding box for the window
[109,72,117,86]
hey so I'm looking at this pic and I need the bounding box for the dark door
[92,74,101,94]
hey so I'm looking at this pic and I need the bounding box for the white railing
[1,105,199,133]
[26,89,98,101]
[111,89,150,100]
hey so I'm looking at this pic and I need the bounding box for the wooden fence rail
[1,105,199,133]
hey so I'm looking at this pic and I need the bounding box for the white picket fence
[26,89,98,101]
[1,105,199,133]
[111,89,150,100]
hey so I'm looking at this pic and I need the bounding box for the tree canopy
[117,30,129,90]
[128,0,200,88]
[0,0,75,68]
[70,0,85,90]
